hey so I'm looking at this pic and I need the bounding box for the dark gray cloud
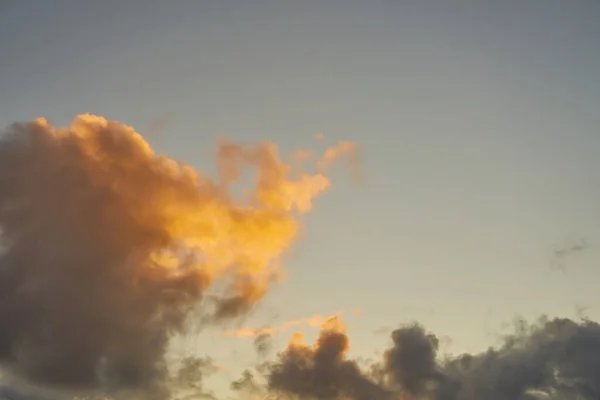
[265,321,395,400]
[230,369,263,396]
[383,324,444,397]
[437,317,600,400]
[248,317,600,400]
[253,333,272,359]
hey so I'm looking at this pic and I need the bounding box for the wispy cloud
[219,309,363,338]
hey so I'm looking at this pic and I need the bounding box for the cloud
[0,115,354,399]
[266,317,394,400]
[218,311,347,339]
[253,334,272,359]
[374,326,394,336]
[4,113,600,400]
[551,239,589,271]
[383,324,444,397]
[141,114,171,139]
[352,308,364,316]
[228,316,600,400]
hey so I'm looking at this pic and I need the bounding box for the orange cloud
[219,309,362,338]
[0,114,358,394]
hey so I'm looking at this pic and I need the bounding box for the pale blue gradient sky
[2,0,600,395]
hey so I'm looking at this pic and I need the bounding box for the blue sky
[2,1,600,396]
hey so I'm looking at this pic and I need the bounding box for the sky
[1,1,600,398]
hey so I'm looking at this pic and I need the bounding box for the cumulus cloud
[228,316,600,400]
[245,317,395,400]
[0,114,353,399]
[2,114,599,400]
